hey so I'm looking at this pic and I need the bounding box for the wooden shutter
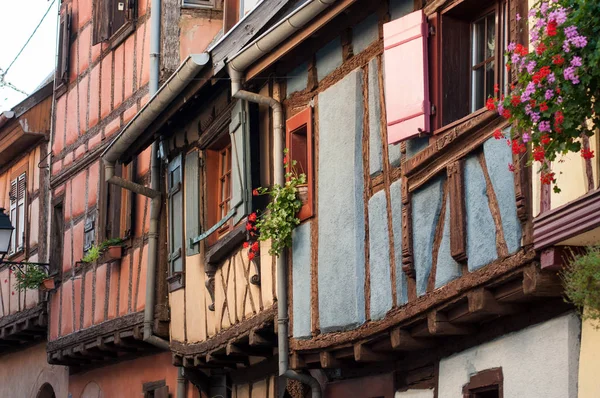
[224,0,240,33]
[56,9,71,83]
[286,107,314,221]
[185,151,201,256]
[10,174,27,252]
[168,155,183,274]
[9,178,17,253]
[230,99,251,226]
[107,165,123,239]
[383,10,430,144]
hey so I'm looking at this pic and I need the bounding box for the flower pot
[106,246,123,261]
[297,185,309,204]
[41,277,55,291]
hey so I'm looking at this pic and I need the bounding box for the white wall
[438,313,581,398]
[395,389,434,398]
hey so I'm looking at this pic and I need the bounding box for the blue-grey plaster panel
[287,62,309,96]
[412,176,445,296]
[292,222,312,339]
[368,58,383,177]
[353,13,379,55]
[390,0,414,21]
[317,69,366,332]
[406,136,430,159]
[464,155,499,271]
[390,180,407,305]
[389,144,401,168]
[435,198,462,288]
[483,131,522,254]
[368,190,392,320]
[316,37,343,82]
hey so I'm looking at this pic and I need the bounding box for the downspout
[229,68,322,398]
[102,0,169,351]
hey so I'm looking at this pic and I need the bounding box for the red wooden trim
[286,107,314,221]
[462,367,503,398]
[533,187,600,250]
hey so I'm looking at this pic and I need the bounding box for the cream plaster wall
[0,342,68,398]
[395,389,434,398]
[438,313,581,398]
[577,312,600,398]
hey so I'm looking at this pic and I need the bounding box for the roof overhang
[102,53,211,164]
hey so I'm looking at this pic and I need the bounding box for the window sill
[167,272,185,292]
[433,107,489,136]
[205,221,247,265]
[105,22,136,52]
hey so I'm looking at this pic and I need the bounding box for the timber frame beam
[0,303,47,356]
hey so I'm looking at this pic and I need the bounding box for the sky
[0,0,59,112]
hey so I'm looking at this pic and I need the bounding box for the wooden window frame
[93,0,137,50]
[50,198,64,276]
[182,0,217,9]
[55,8,70,94]
[143,380,168,398]
[8,172,27,256]
[430,0,508,132]
[286,107,314,221]
[462,367,503,398]
[205,132,234,246]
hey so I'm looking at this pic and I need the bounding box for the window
[50,201,64,275]
[206,135,233,242]
[104,163,134,241]
[286,107,314,221]
[462,368,503,398]
[143,380,169,398]
[84,214,96,255]
[9,173,26,255]
[182,0,216,8]
[434,0,508,127]
[167,155,184,289]
[383,1,512,143]
[93,0,137,46]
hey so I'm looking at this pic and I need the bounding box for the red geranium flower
[554,111,564,125]
[540,171,555,185]
[582,148,595,160]
[486,98,496,111]
[536,42,547,55]
[547,20,558,36]
[552,54,565,66]
[539,102,548,112]
[246,223,253,231]
[502,109,511,119]
[511,95,520,107]
[494,84,499,93]
[511,140,526,155]
[508,163,516,172]
[283,156,288,165]
[248,212,257,222]
[251,242,259,252]
[248,252,255,261]
[252,188,259,196]
[493,129,503,140]
[243,241,249,249]
[540,134,551,145]
[533,146,545,162]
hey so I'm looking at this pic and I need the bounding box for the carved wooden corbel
[401,176,415,277]
[447,160,467,262]
[205,264,217,311]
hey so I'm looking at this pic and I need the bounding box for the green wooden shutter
[185,150,201,256]
[168,155,183,274]
[230,99,251,226]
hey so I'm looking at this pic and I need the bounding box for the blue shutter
[185,151,201,256]
[168,155,183,273]
[230,99,251,226]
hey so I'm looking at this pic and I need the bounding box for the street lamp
[0,208,14,262]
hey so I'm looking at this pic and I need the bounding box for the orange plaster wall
[179,15,223,62]
[68,353,200,398]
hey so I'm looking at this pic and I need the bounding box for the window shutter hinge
[429,25,436,36]
[431,104,437,116]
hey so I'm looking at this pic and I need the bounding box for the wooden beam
[320,351,341,369]
[523,264,562,297]
[468,288,517,317]
[353,343,394,362]
[390,327,434,351]
[426,311,472,336]
[290,352,306,370]
[249,328,274,347]
[226,342,271,358]
[447,160,467,262]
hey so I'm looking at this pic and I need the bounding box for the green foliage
[13,263,48,291]
[81,237,125,263]
[254,150,306,256]
[562,246,600,327]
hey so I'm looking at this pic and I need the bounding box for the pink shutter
[383,10,430,144]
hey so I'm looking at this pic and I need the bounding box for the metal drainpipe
[229,67,322,398]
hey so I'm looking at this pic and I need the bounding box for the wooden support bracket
[390,327,433,351]
[320,351,341,369]
[353,342,393,362]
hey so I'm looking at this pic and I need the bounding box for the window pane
[172,192,182,249]
[486,60,495,100]
[486,13,496,59]
[472,68,484,111]
[472,19,485,65]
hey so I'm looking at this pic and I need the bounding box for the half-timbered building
[0,78,69,397]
